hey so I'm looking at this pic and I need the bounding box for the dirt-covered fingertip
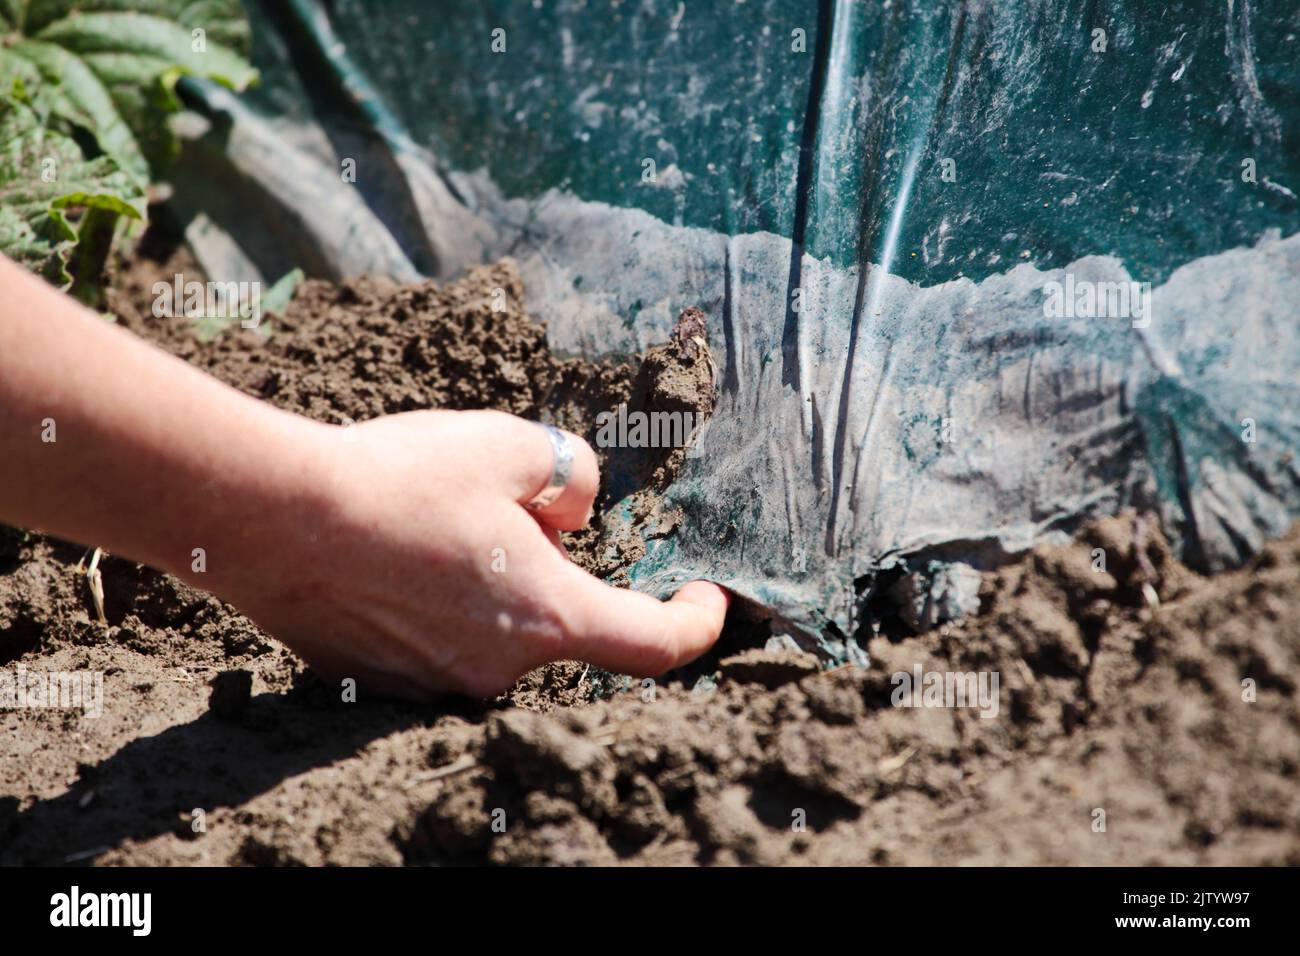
[559,572,728,676]
[669,579,731,617]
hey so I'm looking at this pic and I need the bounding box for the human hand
[202,409,729,698]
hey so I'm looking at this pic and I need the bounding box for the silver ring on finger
[526,423,574,510]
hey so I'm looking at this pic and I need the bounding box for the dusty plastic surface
[173,0,1300,656]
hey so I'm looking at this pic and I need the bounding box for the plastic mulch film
[172,0,1300,658]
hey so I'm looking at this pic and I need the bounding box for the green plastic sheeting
[172,0,1300,658]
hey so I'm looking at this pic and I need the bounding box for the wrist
[155,406,342,597]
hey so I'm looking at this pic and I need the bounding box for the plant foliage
[0,1,255,290]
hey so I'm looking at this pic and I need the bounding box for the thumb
[558,567,730,676]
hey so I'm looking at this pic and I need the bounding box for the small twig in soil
[877,746,918,775]
[85,547,107,626]
[403,754,479,788]
[590,722,629,746]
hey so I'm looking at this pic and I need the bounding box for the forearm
[0,254,332,584]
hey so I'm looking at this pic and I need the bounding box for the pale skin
[0,254,729,698]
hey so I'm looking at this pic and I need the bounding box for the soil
[1,241,1297,866]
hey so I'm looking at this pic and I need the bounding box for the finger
[560,571,730,676]
[519,424,600,531]
[536,520,570,559]
[459,411,599,531]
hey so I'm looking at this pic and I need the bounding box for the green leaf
[0,204,66,283]
[262,267,304,316]
[0,1,255,186]
[18,2,250,46]
[0,94,144,286]
[1,41,150,184]
[37,12,257,89]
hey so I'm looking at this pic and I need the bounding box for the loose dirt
[1,242,1297,865]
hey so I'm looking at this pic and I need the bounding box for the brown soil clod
[717,649,820,689]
